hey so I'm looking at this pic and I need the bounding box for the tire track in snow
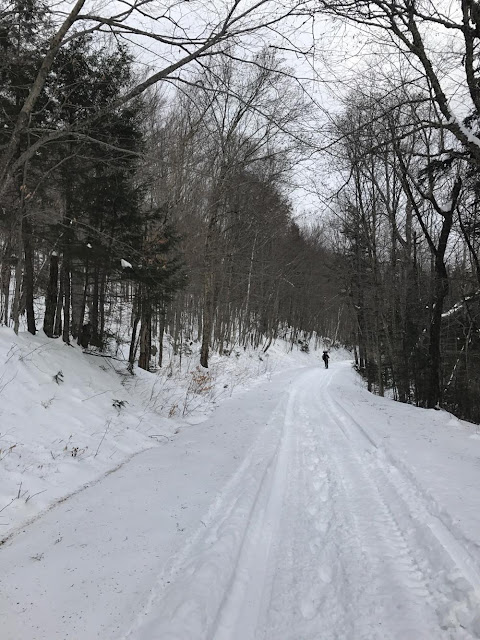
[334,395,480,581]
[323,375,480,639]
[263,369,376,640]
[210,382,298,639]
[123,373,310,640]
[307,376,445,639]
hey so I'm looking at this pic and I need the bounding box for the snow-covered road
[2,363,480,639]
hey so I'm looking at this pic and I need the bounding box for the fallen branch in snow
[0,371,16,395]
[25,489,47,504]
[0,496,16,514]
[83,351,127,363]
[81,389,114,402]
[0,443,17,461]
[94,419,111,457]
[0,485,45,515]
[4,343,19,364]
[18,342,50,363]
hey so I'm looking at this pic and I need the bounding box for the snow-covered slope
[0,328,335,538]
[0,328,159,537]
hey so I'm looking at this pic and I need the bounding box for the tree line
[321,0,480,423]
[6,0,480,425]
[0,0,343,374]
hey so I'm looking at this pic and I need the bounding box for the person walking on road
[322,351,330,369]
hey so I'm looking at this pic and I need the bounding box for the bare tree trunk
[76,262,89,346]
[158,305,166,367]
[11,254,23,335]
[43,252,59,337]
[70,260,84,339]
[427,257,449,408]
[54,268,64,337]
[129,318,139,367]
[138,292,152,371]
[0,242,12,325]
[200,213,217,368]
[91,266,99,340]
[128,290,140,370]
[99,270,107,344]
[11,206,24,335]
[22,213,36,335]
[62,259,71,344]
[200,269,214,368]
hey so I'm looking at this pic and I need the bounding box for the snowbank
[328,363,480,558]
[0,328,339,538]
[0,328,162,539]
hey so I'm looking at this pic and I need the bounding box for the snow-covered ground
[0,327,332,538]
[2,343,480,639]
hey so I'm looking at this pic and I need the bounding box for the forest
[2,0,480,423]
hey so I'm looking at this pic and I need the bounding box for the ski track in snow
[3,363,480,639]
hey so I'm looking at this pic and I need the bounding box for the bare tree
[318,0,480,166]
[0,0,312,197]
[161,50,308,367]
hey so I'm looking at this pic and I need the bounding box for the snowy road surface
[2,362,480,639]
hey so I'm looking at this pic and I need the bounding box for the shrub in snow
[112,399,128,412]
[189,368,213,395]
